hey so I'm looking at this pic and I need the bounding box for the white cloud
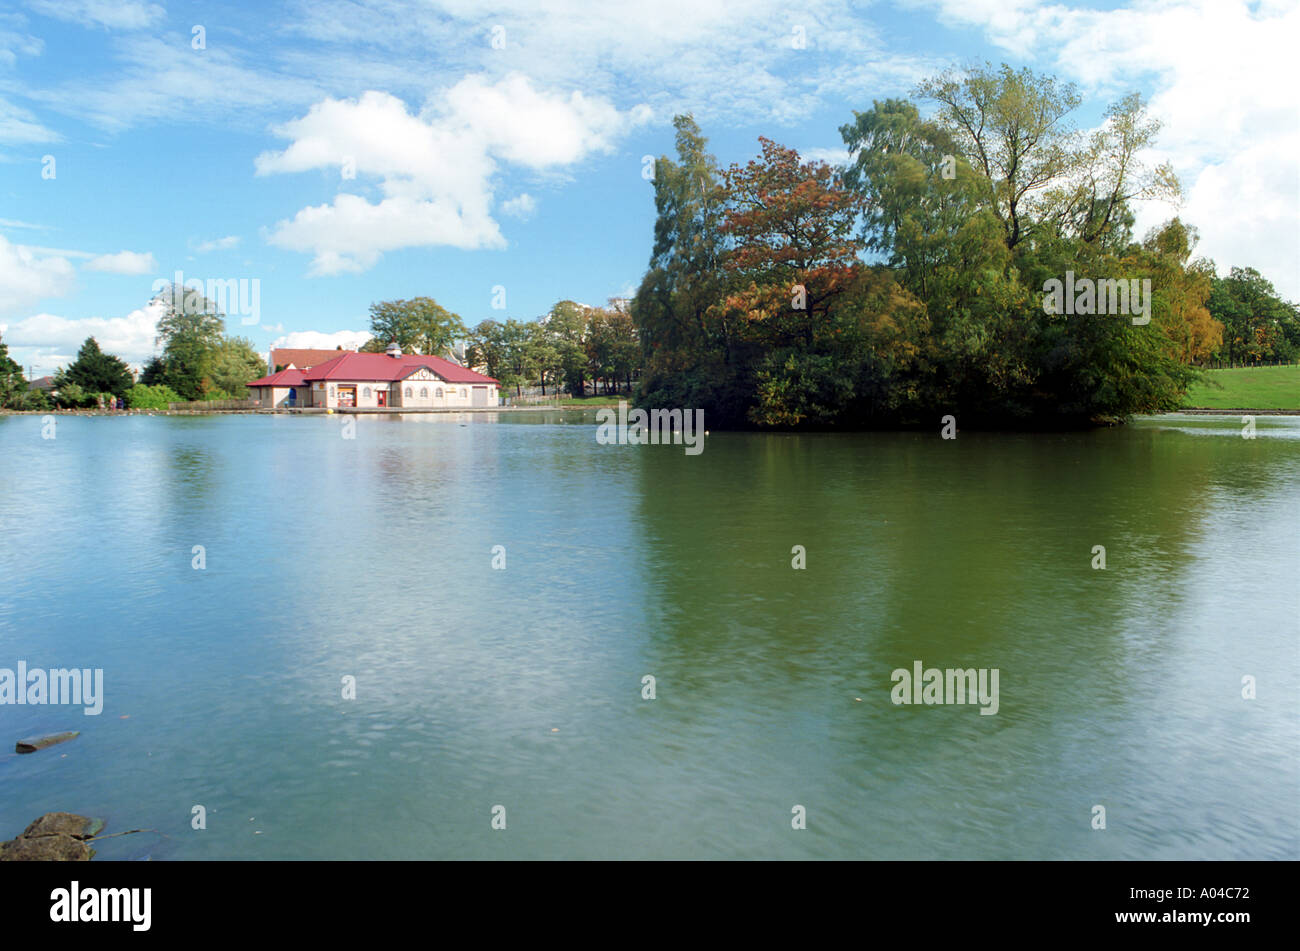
[907,0,1300,298]
[801,146,851,167]
[0,235,74,315]
[27,1,165,31]
[256,76,649,274]
[1,297,164,375]
[0,96,58,144]
[85,249,156,274]
[500,193,536,220]
[194,235,241,253]
[269,329,373,351]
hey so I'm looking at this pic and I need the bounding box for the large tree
[0,333,29,408]
[57,337,134,398]
[153,282,226,400]
[209,337,268,396]
[368,297,466,356]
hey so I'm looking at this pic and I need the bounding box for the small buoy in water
[855,697,862,702]
[551,728,559,733]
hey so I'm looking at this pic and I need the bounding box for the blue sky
[1,0,1296,376]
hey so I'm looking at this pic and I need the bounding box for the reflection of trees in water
[633,425,1299,721]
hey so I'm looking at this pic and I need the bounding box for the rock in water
[22,813,102,839]
[14,731,80,753]
[0,812,102,862]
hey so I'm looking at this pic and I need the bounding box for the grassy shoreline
[1183,365,1300,411]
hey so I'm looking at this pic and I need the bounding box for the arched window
[404,387,412,397]
[362,387,371,398]
[328,385,336,397]
[460,388,467,397]
[420,387,428,398]
[435,387,443,398]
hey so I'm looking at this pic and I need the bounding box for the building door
[377,390,387,407]
[287,388,297,407]
[472,386,488,407]
[338,385,356,407]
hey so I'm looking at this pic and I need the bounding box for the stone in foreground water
[14,731,80,754]
[0,812,102,861]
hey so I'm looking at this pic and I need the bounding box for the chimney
[386,341,402,358]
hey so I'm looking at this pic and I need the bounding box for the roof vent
[385,341,402,358]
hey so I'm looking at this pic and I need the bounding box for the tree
[917,63,1081,250]
[58,337,134,398]
[153,282,226,400]
[546,300,591,397]
[209,337,267,397]
[1208,266,1299,364]
[0,333,27,408]
[632,115,734,403]
[368,298,466,356]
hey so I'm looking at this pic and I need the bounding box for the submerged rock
[14,731,80,753]
[0,812,102,861]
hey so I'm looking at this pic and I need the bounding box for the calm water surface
[0,411,1296,859]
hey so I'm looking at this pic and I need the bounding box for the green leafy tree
[369,298,466,356]
[153,282,226,400]
[0,333,27,408]
[210,337,268,396]
[58,337,134,398]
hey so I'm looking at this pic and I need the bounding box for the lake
[0,410,1296,859]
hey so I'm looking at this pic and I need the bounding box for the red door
[377,390,387,407]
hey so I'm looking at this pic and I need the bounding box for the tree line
[356,296,640,397]
[631,63,1299,429]
[0,282,268,410]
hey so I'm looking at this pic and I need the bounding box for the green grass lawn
[1183,365,1300,410]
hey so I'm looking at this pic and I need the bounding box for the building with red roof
[247,342,499,409]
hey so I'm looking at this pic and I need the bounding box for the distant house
[266,346,353,375]
[27,376,55,393]
[246,342,499,409]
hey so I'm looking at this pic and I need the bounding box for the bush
[6,388,51,411]
[52,381,95,408]
[126,383,183,410]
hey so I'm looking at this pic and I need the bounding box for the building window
[420,387,428,398]
[363,387,371,398]
[435,387,443,398]
[328,385,336,397]
[404,387,412,397]
[461,388,467,397]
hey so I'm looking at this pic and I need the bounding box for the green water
[0,411,1296,858]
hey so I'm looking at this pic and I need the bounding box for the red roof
[245,368,307,388]
[270,348,351,370]
[301,352,499,385]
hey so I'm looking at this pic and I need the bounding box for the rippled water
[0,411,1296,859]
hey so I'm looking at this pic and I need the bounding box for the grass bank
[1183,365,1300,411]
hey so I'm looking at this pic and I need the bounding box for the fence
[1202,359,1299,370]
[167,399,260,411]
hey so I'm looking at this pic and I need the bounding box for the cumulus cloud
[800,147,851,167]
[906,0,1300,297]
[0,235,75,315]
[85,250,156,274]
[500,193,537,220]
[269,329,373,351]
[1,297,165,375]
[194,235,241,253]
[255,75,650,274]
